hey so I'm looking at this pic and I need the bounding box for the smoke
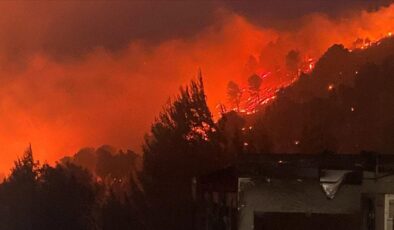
[0,1,219,63]
[0,2,393,172]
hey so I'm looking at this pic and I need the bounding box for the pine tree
[227,81,242,111]
[248,74,262,102]
[0,145,39,230]
[142,71,223,230]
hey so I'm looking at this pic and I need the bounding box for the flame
[221,3,394,114]
[232,29,394,114]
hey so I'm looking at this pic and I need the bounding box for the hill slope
[242,36,394,154]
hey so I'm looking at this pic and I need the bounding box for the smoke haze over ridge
[0,1,393,173]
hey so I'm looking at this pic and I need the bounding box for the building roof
[196,153,394,193]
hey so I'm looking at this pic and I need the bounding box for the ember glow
[231,24,394,114]
[0,2,393,172]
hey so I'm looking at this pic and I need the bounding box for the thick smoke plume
[0,2,393,172]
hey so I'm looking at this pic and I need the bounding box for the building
[193,153,394,230]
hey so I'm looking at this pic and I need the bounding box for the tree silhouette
[38,162,100,230]
[95,145,118,179]
[102,190,133,230]
[0,146,39,230]
[0,147,101,230]
[143,71,222,179]
[102,175,146,230]
[285,50,301,74]
[227,81,242,111]
[71,147,97,173]
[142,71,223,230]
[248,74,262,102]
[217,111,245,160]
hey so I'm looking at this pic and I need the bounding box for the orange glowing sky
[0,1,393,174]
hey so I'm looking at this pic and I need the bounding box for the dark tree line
[0,72,228,230]
[0,146,146,230]
[0,146,99,230]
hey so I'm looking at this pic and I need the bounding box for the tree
[96,145,117,180]
[248,74,262,102]
[102,190,131,230]
[0,146,39,230]
[227,81,242,111]
[101,176,146,230]
[142,71,223,230]
[217,111,245,160]
[285,50,301,74]
[0,146,102,230]
[71,147,97,173]
[248,120,273,154]
[38,163,100,230]
[143,71,222,179]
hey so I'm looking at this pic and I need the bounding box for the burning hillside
[227,31,394,115]
[231,35,394,155]
[0,2,392,172]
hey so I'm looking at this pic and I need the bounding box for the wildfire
[185,122,214,142]
[299,57,316,74]
[229,30,394,115]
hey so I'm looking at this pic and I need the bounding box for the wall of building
[363,173,394,194]
[238,177,361,230]
[363,174,394,230]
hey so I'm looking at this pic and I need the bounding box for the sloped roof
[196,153,394,192]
